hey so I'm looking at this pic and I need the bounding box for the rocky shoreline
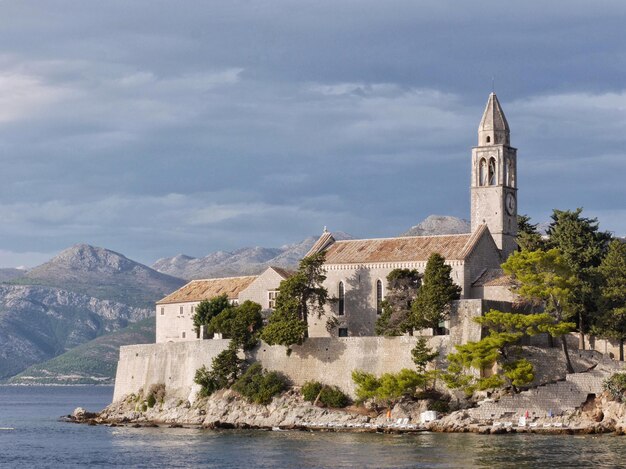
[66,387,626,436]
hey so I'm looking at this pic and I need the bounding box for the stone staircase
[472,352,624,421]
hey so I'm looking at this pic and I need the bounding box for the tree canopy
[375,268,421,336]
[411,253,461,332]
[192,294,232,335]
[594,240,626,359]
[546,208,612,346]
[443,310,574,395]
[208,300,264,351]
[260,253,330,353]
[502,248,578,372]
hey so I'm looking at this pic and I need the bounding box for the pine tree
[595,240,626,360]
[375,269,421,336]
[516,214,545,251]
[411,253,461,332]
[547,208,612,348]
[502,248,578,373]
[260,253,329,353]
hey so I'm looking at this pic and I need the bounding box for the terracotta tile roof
[472,268,516,287]
[322,228,483,265]
[157,276,257,304]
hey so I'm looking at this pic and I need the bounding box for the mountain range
[152,231,354,280]
[1,217,467,384]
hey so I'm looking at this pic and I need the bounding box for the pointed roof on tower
[478,92,510,146]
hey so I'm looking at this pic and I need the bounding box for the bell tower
[470,93,518,258]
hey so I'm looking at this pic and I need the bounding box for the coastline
[67,388,626,436]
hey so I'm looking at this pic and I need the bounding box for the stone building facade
[155,92,518,343]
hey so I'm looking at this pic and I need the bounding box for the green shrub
[232,363,287,405]
[318,386,349,408]
[146,383,166,403]
[301,381,323,402]
[194,348,244,397]
[194,365,219,397]
[603,373,626,402]
[427,399,449,414]
[146,393,156,408]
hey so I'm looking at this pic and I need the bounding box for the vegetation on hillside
[8,317,156,385]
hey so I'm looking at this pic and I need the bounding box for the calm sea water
[1,385,625,468]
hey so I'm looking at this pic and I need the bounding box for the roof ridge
[459,224,489,259]
[333,232,472,243]
[189,275,259,282]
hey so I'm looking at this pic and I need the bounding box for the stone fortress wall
[113,335,450,402]
[113,299,496,401]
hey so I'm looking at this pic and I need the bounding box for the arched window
[507,159,515,187]
[486,135,491,143]
[488,157,497,185]
[376,280,383,315]
[338,282,345,316]
[479,158,487,186]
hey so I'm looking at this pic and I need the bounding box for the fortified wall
[113,299,502,401]
[113,335,449,402]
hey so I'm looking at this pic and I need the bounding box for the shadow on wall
[345,267,374,336]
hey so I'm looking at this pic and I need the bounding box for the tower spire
[478,93,510,146]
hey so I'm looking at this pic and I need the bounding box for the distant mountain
[0,284,151,380]
[153,232,354,280]
[400,215,471,237]
[9,316,155,385]
[11,244,186,308]
[0,267,27,283]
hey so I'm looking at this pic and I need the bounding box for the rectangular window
[338,328,348,337]
[190,305,194,314]
[160,307,164,316]
[268,290,279,309]
[182,331,186,339]
[180,306,183,315]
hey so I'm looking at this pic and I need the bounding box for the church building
[155,93,519,343]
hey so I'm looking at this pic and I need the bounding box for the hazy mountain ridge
[400,215,471,237]
[11,244,186,308]
[0,284,151,380]
[152,233,353,280]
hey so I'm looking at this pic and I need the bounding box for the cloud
[0,71,68,123]
[0,1,623,267]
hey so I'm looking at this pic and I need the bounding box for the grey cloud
[0,1,624,266]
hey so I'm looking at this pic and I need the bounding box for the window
[376,280,383,315]
[338,328,348,337]
[486,135,491,143]
[179,306,183,315]
[182,331,186,339]
[507,159,515,187]
[338,282,345,316]
[160,307,164,316]
[479,158,487,186]
[190,305,194,314]
[268,290,279,309]
[488,157,497,185]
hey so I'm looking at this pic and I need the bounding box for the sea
[1,385,625,468]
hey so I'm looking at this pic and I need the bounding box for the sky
[0,1,624,267]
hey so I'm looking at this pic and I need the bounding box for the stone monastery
[155,93,519,344]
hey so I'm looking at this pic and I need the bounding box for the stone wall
[238,268,284,310]
[311,261,467,337]
[113,335,450,402]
